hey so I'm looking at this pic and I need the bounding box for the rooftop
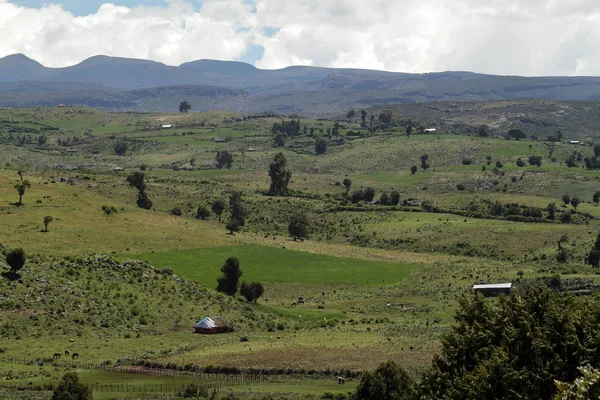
[473,283,512,290]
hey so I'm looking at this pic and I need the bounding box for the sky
[2,0,600,76]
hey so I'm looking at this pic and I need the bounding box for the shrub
[176,382,208,398]
[461,158,473,165]
[52,372,92,400]
[240,281,264,303]
[6,248,26,274]
[102,205,118,215]
[196,206,210,220]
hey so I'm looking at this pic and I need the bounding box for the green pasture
[352,171,431,188]
[128,244,418,286]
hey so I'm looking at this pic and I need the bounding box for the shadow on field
[1,271,21,281]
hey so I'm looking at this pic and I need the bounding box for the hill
[3,54,600,115]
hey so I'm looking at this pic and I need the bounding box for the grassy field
[129,245,418,286]
[3,106,600,398]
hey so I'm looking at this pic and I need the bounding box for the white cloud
[0,0,251,67]
[1,0,600,75]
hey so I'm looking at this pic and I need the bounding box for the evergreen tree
[268,153,292,195]
[216,257,242,296]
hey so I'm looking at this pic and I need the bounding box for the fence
[0,353,265,393]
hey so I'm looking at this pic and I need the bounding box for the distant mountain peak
[0,53,42,66]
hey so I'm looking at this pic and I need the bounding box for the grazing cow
[290,302,297,307]
[64,350,69,356]
[297,297,305,305]
[72,353,79,359]
[317,305,324,309]
[386,302,392,308]
[53,353,61,359]
[338,377,345,384]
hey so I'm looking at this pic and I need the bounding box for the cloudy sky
[2,0,600,76]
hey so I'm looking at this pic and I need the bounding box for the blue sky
[10,0,174,16]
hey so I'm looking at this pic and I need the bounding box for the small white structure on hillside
[424,128,437,133]
[569,140,580,145]
[161,124,172,129]
[473,283,512,297]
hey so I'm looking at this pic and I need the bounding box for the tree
[137,192,153,210]
[274,133,285,147]
[52,372,92,400]
[507,128,526,140]
[179,101,191,113]
[268,153,292,195]
[416,284,600,400]
[227,191,245,233]
[288,214,309,241]
[547,203,557,220]
[571,197,582,210]
[516,158,526,167]
[406,125,413,137]
[351,190,365,204]
[127,172,152,210]
[343,178,352,195]
[315,138,327,155]
[420,154,430,171]
[588,233,600,268]
[211,198,226,222]
[346,109,356,119]
[562,194,571,207]
[365,187,376,202]
[355,361,414,400]
[595,144,600,158]
[6,248,26,275]
[594,191,600,206]
[528,155,543,167]
[216,151,233,169]
[240,281,264,303]
[360,109,368,127]
[555,366,600,400]
[43,216,53,232]
[378,110,393,126]
[410,165,418,175]
[380,192,391,205]
[477,125,490,137]
[114,141,127,156]
[216,257,242,296]
[17,170,24,181]
[390,191,400,206]
[226,218,241,234]
[14,180,31,206]
[126,172,146,193]
[196,206,210,220]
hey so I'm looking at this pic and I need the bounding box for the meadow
[2,106,600,398]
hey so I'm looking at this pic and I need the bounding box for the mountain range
[2,53,600,116]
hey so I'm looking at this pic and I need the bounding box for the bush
[355,361,413,400]
[170,207,182,216]
[176,382,208,398]
[240,281,264,303]
[6,248,26,274]
[196,206,210,220]
[462,158,473,165]
[102,205,118,215]
[52,372,92,400]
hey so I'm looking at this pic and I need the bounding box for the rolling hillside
[2,54,600,115]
